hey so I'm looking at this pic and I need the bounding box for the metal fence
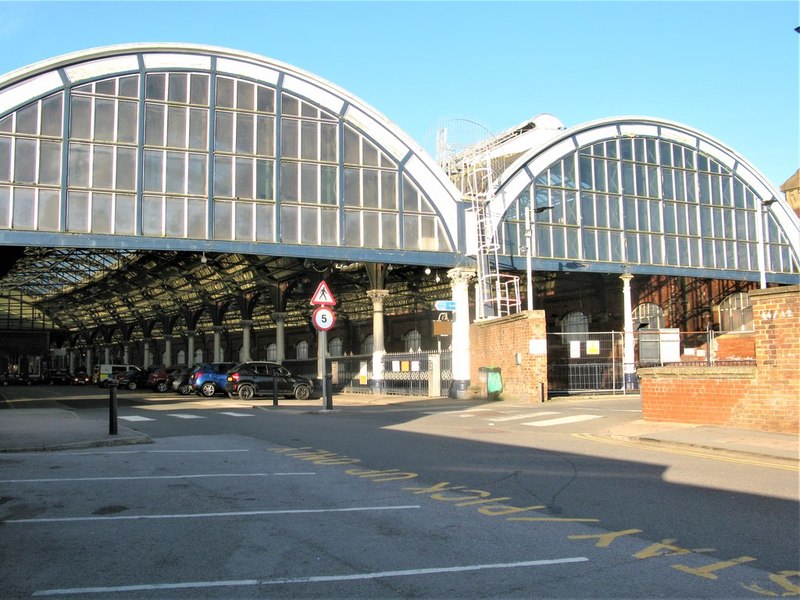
[547,329,757,394]
[284,350,453,397]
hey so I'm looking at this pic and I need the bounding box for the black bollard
[109,379,118,435]
[272,376,278,406]
[324,374,333,410]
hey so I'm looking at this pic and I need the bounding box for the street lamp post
[524,205,553,311]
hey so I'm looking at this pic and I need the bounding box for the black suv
[226,361,316,401]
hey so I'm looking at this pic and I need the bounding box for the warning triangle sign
[310,280,336,306]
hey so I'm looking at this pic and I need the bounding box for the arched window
[329,337,343,357]
[404,329,421,351]
[193,349,204,363]
[176,349,186,365]
[363,334,373,355]
[560,311,588,341]
[718,292,753,332]
[266,343,277,361]
[296,340,309,360]
[633,303,664,330]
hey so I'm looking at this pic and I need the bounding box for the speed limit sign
[312,306,336,331]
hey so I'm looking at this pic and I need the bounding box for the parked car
[146,365,179,393]
[191,362,236,397]
[71,371,92,385]
[116,368,152,391]
[168,366,195,395]
[44,370,72,385]
[1,371,34,385]
[226,361,316,401]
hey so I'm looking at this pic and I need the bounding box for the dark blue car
[191,362,236,397]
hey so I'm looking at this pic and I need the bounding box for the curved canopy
[0,43,463,263]
[492,117,800,284]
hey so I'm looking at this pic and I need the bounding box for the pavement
[0,392,797,464]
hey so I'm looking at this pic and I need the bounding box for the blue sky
[0,1,797,188]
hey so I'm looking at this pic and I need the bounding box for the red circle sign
[312,306,336,331]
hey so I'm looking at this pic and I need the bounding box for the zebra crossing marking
[522,414,602,427]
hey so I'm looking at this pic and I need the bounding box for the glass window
[295,340,309,360]
[718,292,753,332]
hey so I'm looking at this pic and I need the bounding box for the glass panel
[92,145,114,189]
[165,197,185,237]
[280,204,298,243]
[0,137,11,181]
[143,149,163,192]
[345,211,361,246]
[236,113,254,154]
[142,195,163,235]
[363,211,379,246]
[236,81,254,111]
[67,191,89,232]
[41,94,62,137]
[282,94,299,116]
[301,102,317,119]
[92,192,113,234]
[344,167,360,206]
[300,163,317,203]
[68,143,90,187]
[235,201,253,240]
[255,202,273,241]
[301,121,317,161]
[16,103,38,135]
[188,153,207,195]
[301,206,318,244]
[116,147,137,191]
[190,74,209,105]
[216,77,234,108]
[145,74,166,100]
[321,207,337,245]
[382,213,397,248]
[115,194,136,235]
[362,169,379,208]
[166,152,186,194]
[213,200,232,239]
[255,159,273,200]
[39,141,61,185]
[12,187,35,229]
[70,95,91,139]
[256,86,274,113]
[94,98,115,142]
[362,139,378,167]
[281,119,298,158]
[403,176,419,212]
[37,189,59,231]
[235,157,254,198]
[343,126,359,165]
[256,115,274,156]
[188,108,207,150]
[186,198,206,238]
[381,171,396,209]
[167,106,187,148]
[280,162,298,202]
[214,111,233,152]
[321,165,336,205]
[117,100,138,144]
[320,122,336,162]
[213,155,232,197]
[144,103,165,146]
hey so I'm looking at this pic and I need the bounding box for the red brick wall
[469,311,548,402]
[639,285,800,433]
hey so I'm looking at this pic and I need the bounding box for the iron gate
[547,332,625,394]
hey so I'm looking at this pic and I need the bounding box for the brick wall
[469,311,548,403]
[639,285,800,433]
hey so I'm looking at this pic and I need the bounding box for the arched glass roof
[492,117,800,284]
[0,43,463,265]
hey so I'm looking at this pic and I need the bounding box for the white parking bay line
[8,505,420,524]
[118,415,155,422]
[522,415,602,427]
[33,556,588,596]
[168,414,206,419]
[489,411,559,423]
[219,412,254,417]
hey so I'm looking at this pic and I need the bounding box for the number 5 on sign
[313,306,336,331]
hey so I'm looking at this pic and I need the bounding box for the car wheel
[155,381,168,393]
[200,382,216,397]
[238,384,255,400]
[294,384,311,400]
[127,381,137,390]
[178,383,192,395]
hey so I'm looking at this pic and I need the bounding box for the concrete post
[620,273,636,390]
[186,331,195,365]
[367,289,389,393]
[448,268,475,398]
[240,320,253,362]
[213,326,223,362]
[273,312,287,361]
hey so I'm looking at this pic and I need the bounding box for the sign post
[311,281,336,410]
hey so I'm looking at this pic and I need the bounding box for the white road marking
[117,415,155,422]
[6,505,421,524]
[167,413,205,419]
[32,556,589,596]
[522,415,602,427]
[0,473,315,484]
[488,411,559,422]
[71,449,250,455]
[219,411,254,417]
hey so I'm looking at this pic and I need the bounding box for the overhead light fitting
[200,252,207,264]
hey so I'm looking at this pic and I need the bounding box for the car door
[272,365,294,396]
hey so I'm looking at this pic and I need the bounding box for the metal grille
[547,332,624,394]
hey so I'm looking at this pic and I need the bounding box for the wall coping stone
[638,366,756,379]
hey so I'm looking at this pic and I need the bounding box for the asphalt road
[1,387,798,599]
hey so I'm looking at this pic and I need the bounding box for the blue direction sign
[434,300,456,311]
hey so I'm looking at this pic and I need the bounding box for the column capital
[619,272,633,283]
[447,268,476,285]
[272,312,288,323]
[367,289,390,303]
[240,319,254,328]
